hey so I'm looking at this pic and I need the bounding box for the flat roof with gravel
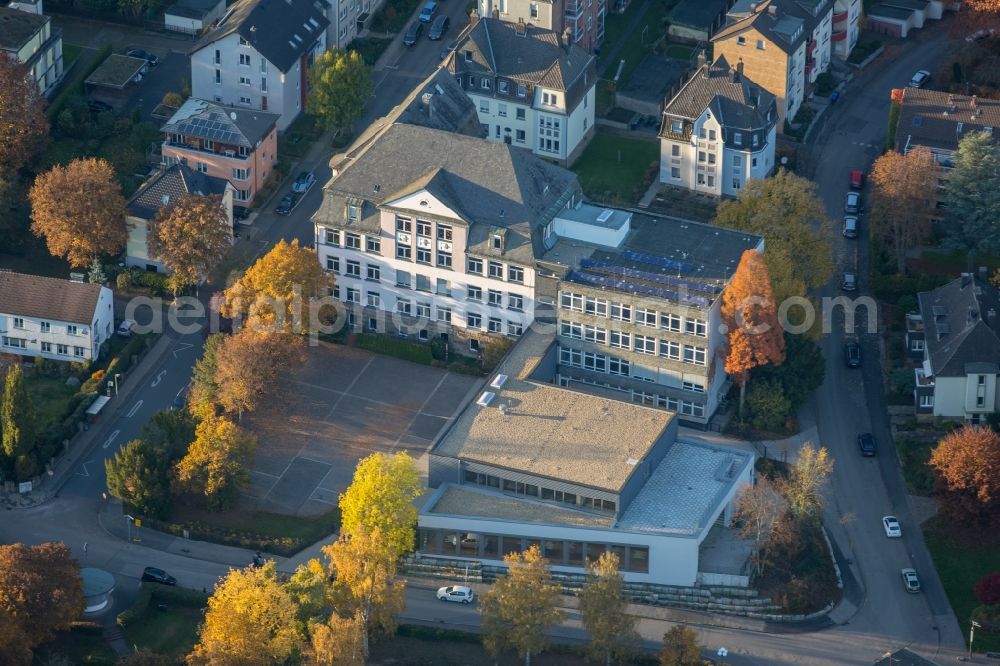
[432,329,673,492]
[428,484,614,528]
[617,440,753,536]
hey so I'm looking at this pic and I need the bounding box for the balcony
[831,29,847,41]
[162,138,250,161]
[833,10,848,22]
[564,0,583,18]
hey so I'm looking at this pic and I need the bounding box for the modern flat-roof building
[0,2,63,96]
[419,327,755,586]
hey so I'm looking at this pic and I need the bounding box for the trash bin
[830,91,840,104]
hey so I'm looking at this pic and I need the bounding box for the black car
[844,341,861,368]
[275,193,298,215]
[87,99,114,114]
[404,21,422,46]
[857,433,877,457]
[127,48,158,66]
[141,567,176,585]
[428,14,449,40]
[233,205,251,222]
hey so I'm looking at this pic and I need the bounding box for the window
[396,270,411,288]
[734,132,743,146]
[215,69,221,83]
[479,99,489,113]
[416,220,431,238]
[680,401,705,418]
[416,274,431,292]
[709,129,717,140]
[508,265,524,283]
[438,307,452,323]
[467,313,482,329]
[239,76,251,86]
[708,153,716,165]
[507,322,523,336]
[12,317,24,329]
[368,317,378,331]
[530,2,538,17]
[326,257,340,273]
[437,278,449,295]
[345,233,361,249]
[561,320,582,339]
[737,35,746,45]
[634,335,656,355]
[239,53,251,66]
[67,325,78,336]
[345,288,359,303]
[911,339,925,351]
[416,248,431,264]
[366,292,380,307]
[40,321,50,333]
[366,236,381,253]
[671,144,680,157]
[698,150,705,163]
[685,318,707,337]
[636,308,657,327]
[660,313,681,332]
[232,168,249,181]
[214,49,220,64]
[481,78,491,90]
[752,133,759,147]
[467,286,482,301]
[467,257,483,275]
[583,324,606,344]
[561,292,583,312]
[396,243,411,260]
[498,103,507,117]
[919,394,934,408]
[396,216,412,232]
[684,345,706,365]
[488,289,503,306]
[365,264,380,281]
[508,294,524,311]
[197,162,208,173]
[464,50,473,62]
[416,302,431,318]
[660,339,680,360]
[436,224,452,241]
[499,80,508,94]
[396,299,412,315]
[488,261,504,279]
[346,260,361,277]
[683,380,705,393]
[517,84,527,98]
[756,39,765,49]
[671,167,681,179]
[324,229,340,247]
[670,119,682,133]
[2,337,26,349]
[488,317,503,333]
[516,129,526,143]
[41,342,51,353]
[348,205,360,222]
[610,302,631,322]
[56,343,68,354]
[609,357,630,376]
[610,330,630,349]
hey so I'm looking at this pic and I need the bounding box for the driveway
[121,50,189,121]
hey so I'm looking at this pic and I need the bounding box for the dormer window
[734,131,743,146]
[757,39,765,49]
[482,78,491,90]
[752,134,759,147]
[492,234,502,250]
[347,204,359,222]
[239,36,249,46]
[737,36,746,45]
[499,80,509,94]
[517,83,527,97]
[464,50,473,62]
[670,119,682,133]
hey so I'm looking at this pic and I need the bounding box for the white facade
[806,8,832,83]
[314,191,536,343]
[327,0,381,50]
[831,0,861,59]
[928,374,1000,420]
[191,31,326,131]
[0,288,114,362]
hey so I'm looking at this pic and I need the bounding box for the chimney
[562,26,573,50]
[948,94,954,105]
[696,51,707,70]
[492,7,499,17]
[470,9,480,25]
[971,94,977,108]
[768,3,777,16]
[737,58,744,77]
[515,17,526,35]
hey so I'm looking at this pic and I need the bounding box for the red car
[849,169,865,189]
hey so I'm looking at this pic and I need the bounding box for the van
[843,216,858,238]
[842,272,857,291]
[429,14,449,40]
[403,21,422,45]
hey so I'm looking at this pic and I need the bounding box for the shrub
[975,572,1000,607]
[162,92,183,108]
[896,294,917,315]
[747,379,792,433]
[116,585,153,628]
[116,271,133,290]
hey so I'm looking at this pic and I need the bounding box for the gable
[383,190,466,221]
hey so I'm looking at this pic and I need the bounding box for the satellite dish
[780,156,788,165]
[230,112,237,120]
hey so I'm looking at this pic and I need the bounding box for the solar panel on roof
[579,259,719,295]
[622,250,695,273]
[571,271,710,306]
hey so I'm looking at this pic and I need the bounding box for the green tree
[140,408,196,460]
[1,364,37,481]
[713,169,835,305]
[481,545,564,666]
[189,333,225,420]
[658,624,703,666]
[307,49,372,130]
[105,439,171,519]
[579,552,639,665]
[751,333,825,411]
[944,130,1000,269]
[746,379,792,433]
[338,451,422,558]
[174,415,256,510]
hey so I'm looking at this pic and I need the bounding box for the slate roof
[917,276,1000,378]
[450,18,594,93]
[660,55,776,133]
[0,5,48,51]
[161,98,279,148]
[314,123,581,266]
[0,272,104,325]
[166,0,224,20]
[713,0,831,53]
[192,0,330,73]
[127,163,230,220]
[894,88,1000,155]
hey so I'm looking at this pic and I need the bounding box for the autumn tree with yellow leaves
[29,158,127,268]
[338,451,423,559]
[308,611,366,666]
[174,414,256,510]
[870,146,937,273]
[213,328,305,421]
[148,193,231,294]
[579,551,639,665]
[721,249,785,417]
[0,56,48,177]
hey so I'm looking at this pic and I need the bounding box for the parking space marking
[126,400,143,418]
[391,372,450,451]
[102,429,121,450]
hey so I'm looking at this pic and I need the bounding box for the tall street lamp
[718,647,728,665]
[969,620,981,661]
[124,514,134,543]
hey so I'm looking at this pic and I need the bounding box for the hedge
[117,585,209,628]
[47,43,113,120]
[140,517,305,556]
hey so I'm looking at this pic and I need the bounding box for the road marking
[102,430,121,450]
[172,342,194,358]
[126,400,144,418]
[151,370,167,387]
[75,460,95,477]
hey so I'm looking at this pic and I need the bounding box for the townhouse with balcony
[447,16,597,165]
[912,274,1000,422]
[711,0,833,129]
[0,0,63,96]
[657,54,778,197]
[0,272,114,363]
[161,97,279,205]
[831,0,860,58]
[326,0,385,50]
[190,0,330,131]
[418,326,756,588]
[476,0,606,52]
[126,163,235,273]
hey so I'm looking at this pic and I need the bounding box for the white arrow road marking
[172,342,194,358]
[76,460,95,477]
[102,430,120,450]
[127,400,143,418]
[151,370,167,387]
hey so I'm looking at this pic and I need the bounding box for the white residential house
[447,16,597,165]
[0,272,114,362]
[831,0,861,59]
[658,55,777,197]
[189,0,330,131]
[325,0,384,50]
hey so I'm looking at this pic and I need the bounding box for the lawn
[62,44,83,71]
[605,0,670,84]
[35,624,118,665]
[354,332,435,365]
[893,436,935,496]
[601,0,644,53]
[907,249,1000,279]
[279,113,324,160]
[25,376,79,431]
[664,44,693,60]
[124,605,202,660]
[571,132,659,204]
[923,516,1000,653]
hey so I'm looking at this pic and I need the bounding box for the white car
[882,516,902,538]
[117,319,137,337]
[901,568,921,593]
[436,585,474,604]
[909,70,931,88]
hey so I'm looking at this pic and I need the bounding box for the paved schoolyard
[243,343,480,516]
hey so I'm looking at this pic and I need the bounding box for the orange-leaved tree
[721,249,785,417]
[0,56,48,176]
[870,146,937,273]
[928,424,1000,528]
[148,193,231,294]
[29,158,127,268]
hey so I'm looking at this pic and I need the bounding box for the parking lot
[243,343,480,516]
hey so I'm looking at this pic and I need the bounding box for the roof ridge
[484,19,497,71]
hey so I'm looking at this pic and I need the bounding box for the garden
[571,133,659,204]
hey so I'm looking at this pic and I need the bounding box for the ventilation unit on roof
[625,458,639,466]
[477,391,495,406]
[490,374,508,389]
[596,209,613,223]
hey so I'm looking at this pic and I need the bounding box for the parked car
[233,205,251,222]
[849,169,865,189]
[275,193,297,215]
[901,568,921,593]
[429,14,450,40]
[419,1,437,21]
[404,21,423,46]
[883,516,902,538]
[844,341,861,367]
[127,48,159,66]
[841,272,857,291]
[857,432,877,457]
[436,585,474,603]
[292,171,316,193]
[172,381,192,410]
[117,319,136,337]
[843,216,858,238]
[909,70,930,88]
[141,567,176,585]
[845,191,861,214]
[87,99,114,114]
[439,40,456,60]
